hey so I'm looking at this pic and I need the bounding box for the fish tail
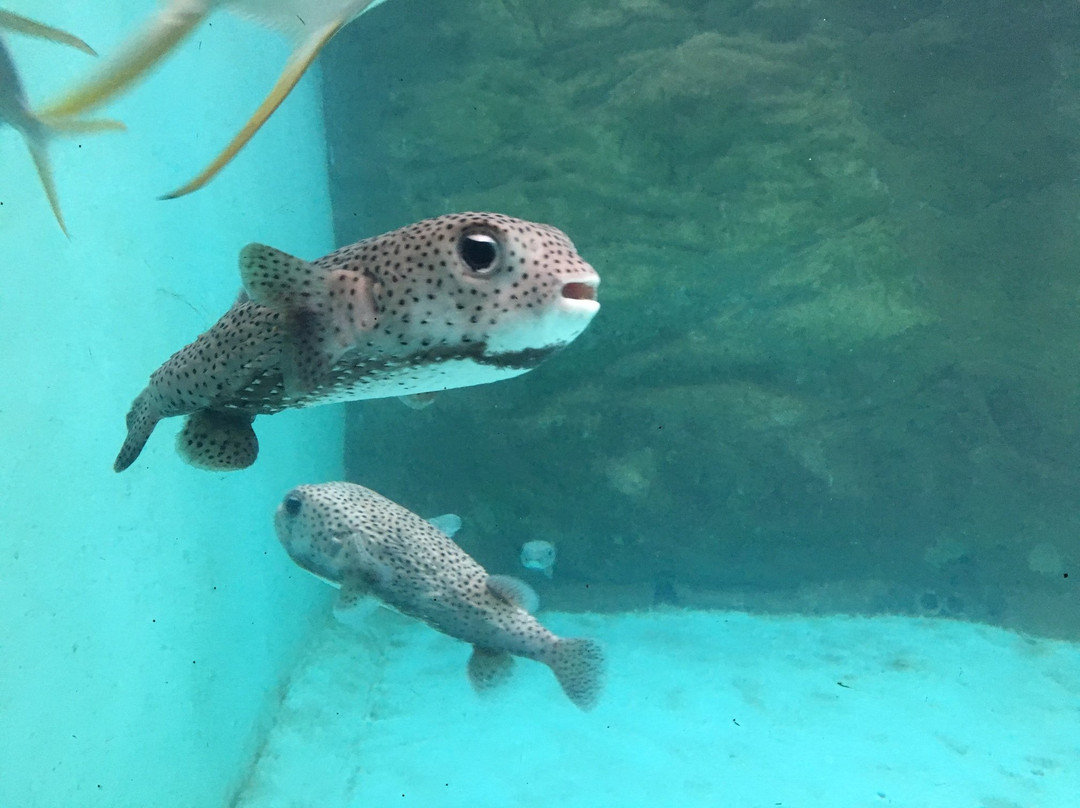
[114,390,160,472]
[546,637,606,711]
[21,113,124,237]
[23,133,67,238]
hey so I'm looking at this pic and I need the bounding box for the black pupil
[460,234,497,272]
[284,495,302,516]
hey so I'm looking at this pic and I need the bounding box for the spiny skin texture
[275,482,606,711]
[115,212,600,472]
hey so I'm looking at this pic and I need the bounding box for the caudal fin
[24,135,67,237]
[114,390,161,472]
[546,637,606,711]
[23,116,125,237]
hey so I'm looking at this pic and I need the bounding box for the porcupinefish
[114,212,600,472]
[0,12,123,235]
[39,0,392,198]
[520,539,557,579]
[275,482,606,710]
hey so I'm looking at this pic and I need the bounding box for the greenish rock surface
[323,0,1080,637]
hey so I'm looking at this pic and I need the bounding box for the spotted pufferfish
[114,212,600,472]
[276,481,606,710]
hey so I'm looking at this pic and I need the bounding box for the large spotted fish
[115,212,600,472]
[275,482,606,710]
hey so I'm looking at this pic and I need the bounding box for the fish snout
[557,267,600,317]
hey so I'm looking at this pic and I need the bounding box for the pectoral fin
[160,19,344,199]
[240,243,378,395]
[283,308,340,394]
[336,541,394,600]
[39,1,208,119]
[332,582,381,628]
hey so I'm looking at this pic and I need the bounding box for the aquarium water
[1,1,1077,807]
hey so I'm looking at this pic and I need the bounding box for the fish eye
[283,494,303,516]
[458,231,500,276]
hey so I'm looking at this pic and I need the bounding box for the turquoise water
[2,1,1078,806]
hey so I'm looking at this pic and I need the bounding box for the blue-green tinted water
[2,1,1078,806]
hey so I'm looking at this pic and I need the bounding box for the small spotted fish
[114,212,600,472]
[275,482,606,710]
[520,539,557,579]
[0,11,123,235]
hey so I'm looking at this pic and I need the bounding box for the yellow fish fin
[25,137,67,238]
[21,114,126,237]
[38,2,208,119]
[159,18,344,200]
[41,116,127,134]
[0,10,96,55]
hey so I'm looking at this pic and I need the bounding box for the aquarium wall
[0,3,341,807]
[328,0,1078,637]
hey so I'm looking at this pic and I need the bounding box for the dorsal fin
[486,575,539,613]
[427,513,462,537]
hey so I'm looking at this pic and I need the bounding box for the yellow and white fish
[0,10,123,235]
[40,0,391,199]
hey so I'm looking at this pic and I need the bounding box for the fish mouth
[559,278,600,314]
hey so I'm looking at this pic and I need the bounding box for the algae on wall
[324,0,1080,636]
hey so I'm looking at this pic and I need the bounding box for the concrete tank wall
[0,3,340,806]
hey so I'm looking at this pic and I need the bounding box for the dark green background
[322,0,1079,637]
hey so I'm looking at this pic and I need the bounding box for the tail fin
[546,638,606,711]
[23,116,125,237]
[114,390,161,472]
[23,134,68,237]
